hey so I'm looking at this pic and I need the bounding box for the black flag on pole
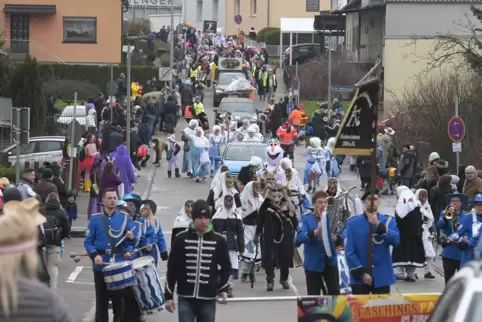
[333,80,380,156]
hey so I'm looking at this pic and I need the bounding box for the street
[59,77,445,322]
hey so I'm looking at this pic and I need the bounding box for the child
[165,135,181,178]
[211,195,244,298]
[65,189,78,237]
[380,167,398,195]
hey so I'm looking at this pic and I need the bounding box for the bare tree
[407,5,482,74]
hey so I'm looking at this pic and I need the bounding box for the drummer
[84,188,138,322]
[140,199,169,264]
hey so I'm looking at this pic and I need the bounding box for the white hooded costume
[239,181,263,269]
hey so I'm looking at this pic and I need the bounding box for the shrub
[387,72,482,170]
[43,80,102,102]
[0,166,18,183]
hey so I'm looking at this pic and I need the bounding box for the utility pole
[126,41,132,153]
[327,31,332,109]
[169,0,175,89]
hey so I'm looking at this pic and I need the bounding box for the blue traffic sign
[287,103,294,114]
[447,116,465,143]
[234,15,243,25]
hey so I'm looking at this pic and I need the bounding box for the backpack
[44,215,61,245]
[78,148,86,161]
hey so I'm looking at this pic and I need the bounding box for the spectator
[34,168,58,204]
[16,168,38,201]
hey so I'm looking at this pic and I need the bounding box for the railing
[336,43,383,63]
[2,39,66,64]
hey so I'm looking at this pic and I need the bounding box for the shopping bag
[310,161,322,175]
[200,150,211,166]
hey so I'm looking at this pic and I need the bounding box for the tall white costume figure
[280,157,306,217]
[303,137,326,192]
[239,181,264,282]
[181,119,199,175]
[415,189,436,279]
[265,138,285,183]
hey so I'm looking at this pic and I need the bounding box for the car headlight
[216,89,223,94]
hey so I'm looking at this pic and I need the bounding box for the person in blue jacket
[436,191,469,284]
[345,189,400,294]
[452,193,482,267]
[140,199,169,264]
[84,188,137,322]
[296,190,340,295]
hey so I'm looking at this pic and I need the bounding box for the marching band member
[392,186,426,282]
[453,193,482,267]
[415,189,436,279]
[255,183,297,291]
[436,191,469,284]
[345,189,400,294]
[212,195,245,296]
[171,199,195,246]
[84,188,137,322]
[140,199,168,264]
[296,190,340,295]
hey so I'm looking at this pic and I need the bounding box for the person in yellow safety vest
[189,62,201,84]
[263,70,277,100]
[193,96,204,117]
[257,66,267,100]
[131,81,142,97]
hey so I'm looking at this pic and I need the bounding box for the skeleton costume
[414,189,436,279]
[240,181,264,281]
[280,158,306,218]
[165,134,181,178]
[303,137,326,192]
[209,125,225,176]
[325,178,350,241]
[256,183,298,291]
[211,172,241,212]
[212,195,245,296]
[171,199,195,246]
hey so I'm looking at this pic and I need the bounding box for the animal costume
[239,181,264,282]
[209,125,225,175]
[149,138,165,166]
[265,138,285,183]
[212,195,245,296]
[165,135,181,178]
[303,137,326,192]
[256,183,298,291]
[280,157,306,217]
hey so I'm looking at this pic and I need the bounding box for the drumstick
[114,227,137,248]
[133,245,150,254]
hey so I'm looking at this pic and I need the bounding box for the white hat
[384,127,395,136]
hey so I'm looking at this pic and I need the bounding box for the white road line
[66,266,84,283]
[68,281,96,285]
[288,275,300,297]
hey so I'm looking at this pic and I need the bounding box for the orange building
[1,0,122,64]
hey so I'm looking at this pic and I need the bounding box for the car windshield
[61,106,85,117]
[220,102,255,115]
[218,73,245,85]
[224,145,267,161]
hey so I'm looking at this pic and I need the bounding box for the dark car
[283,43,322,66]
[214,97,258,128]
[213,71,248,107]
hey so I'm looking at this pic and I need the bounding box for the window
[9,142,35,155]
[224,145,267,161]
[213,0,219,20]
[37,141,62,153]
[63,17,97,43]
[196,0,203,22]
[251,0,257,16]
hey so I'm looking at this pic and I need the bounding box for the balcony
[334,43,383,63]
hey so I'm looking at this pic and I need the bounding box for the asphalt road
[59,88,445,322]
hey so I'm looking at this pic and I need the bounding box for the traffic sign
[234,15,243,25]
[447,116,465,143]
[203,20,217,33]
[291,76,300,91]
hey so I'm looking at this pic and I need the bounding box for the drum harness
[101,214,127,264]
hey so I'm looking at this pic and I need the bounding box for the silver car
[56,105,87,126]
[3,136,66,168]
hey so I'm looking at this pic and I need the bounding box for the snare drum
[103,261,136,291]
[336,250,352,294]
[132,256,165,314]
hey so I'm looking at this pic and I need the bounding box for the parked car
[213,71,248,107]
[218,141,267,176]
[56,105,87,126]
[3,136,66,167]
[214,97,259,128]
[283,43,322,65]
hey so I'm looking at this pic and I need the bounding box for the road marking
[68,281,95,285]
[66,266,84,283]
[287,275,300,297]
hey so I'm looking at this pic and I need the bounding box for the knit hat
[428,152,440,163]
[191,200,211,220]
[41,168,53,179]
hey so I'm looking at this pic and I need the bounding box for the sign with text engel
[333,80,379,156]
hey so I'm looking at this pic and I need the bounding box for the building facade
[225,0,330,36]
[185,0,226,32]
[125,0,182,22]
[1,0,122,64]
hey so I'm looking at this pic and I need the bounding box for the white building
[185,0,226,32]
[125,0,182,24]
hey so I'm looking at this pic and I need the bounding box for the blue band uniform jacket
[131,217,156,260]
[344,213,400,288]
[84,211,138,271]
[436,211,467,261]
[296,211,338,272]
[455,211,482,266]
